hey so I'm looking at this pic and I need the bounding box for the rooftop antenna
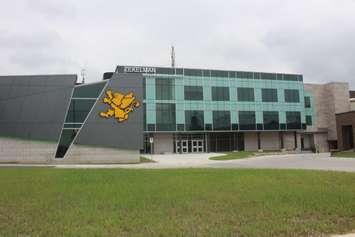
[80,69,86,84]
[171,46,175,68]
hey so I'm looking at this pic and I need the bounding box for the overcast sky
[1,0,354,88]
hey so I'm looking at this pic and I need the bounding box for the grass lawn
[139,156,156,163]
[209,150,279,160]
[0,168,355,236]
[332,151,355,158]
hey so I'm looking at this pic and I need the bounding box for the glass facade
[262,88,278,102]
[213,111,231,130]
[155,77,175,100]
[185,110,204,130]
[55,81,107,158]
[239,111,256,130]
[237,88,254,102]
[184,86,203,100]
[284,89,300,103]
[156,103,176,131]
[116,65,311,133]
[212,87,230,101]
[263,111,279,130]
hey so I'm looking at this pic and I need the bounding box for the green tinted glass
[73,82,106,98]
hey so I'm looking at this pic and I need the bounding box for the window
[73,82,106,98]
[55,129,78,158]
[185,110,204,130]
[239,111,256,130]
[65,99,96,123]
[213,111,231,130]
[237,88,254,102]
[184,86,203,100]
[263,111,279,130]
[306,115,312,126]
[262,88,278,102]
[304,96,311,108]
[286,111,301,129]
[156,103,176,131]
[155,78,175,100]
[212,87,229,101]
[284,89,300,103]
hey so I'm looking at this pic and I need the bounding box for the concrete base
[0,137,140,164]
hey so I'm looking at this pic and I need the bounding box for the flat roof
[115,65,303,82]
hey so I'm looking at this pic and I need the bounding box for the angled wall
[61,73,144,163]
[0,75,76,163]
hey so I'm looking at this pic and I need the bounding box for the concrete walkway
[51,152,355,172]
[1,153,355,172]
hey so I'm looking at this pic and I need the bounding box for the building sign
[99,89,140,122]
[122,66,156,74]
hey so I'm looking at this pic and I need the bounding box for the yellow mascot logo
[99,89,140,122]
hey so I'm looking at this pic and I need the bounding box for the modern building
[0,73,143,163]
[0,65,353,163]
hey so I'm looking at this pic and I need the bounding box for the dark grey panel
[0,75,76,141]
[74,73,143,150]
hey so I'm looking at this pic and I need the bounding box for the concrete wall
[59,144,140,164]
[244,133,258,151]
[304,82,350,141]
[313,133,329,152]
[260,132,280,150]
[0,137,140,164]
[351,100,355,111]
[154,133,174,154]
[0,137,56,163]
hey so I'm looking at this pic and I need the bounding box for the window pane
[262,88,278,102]
[213,111,230,130]
[185,110,204,130]
[286,111,301,129]
[263,111,279,130]
[65,99,96,123]
[212,87,230,101]
[306,115,312,126]
[73,82,106,98]
[55,129,78,158]
[155,78,175,100]
[211,70,228,78]
[239,111,256,130]
[284,89,300,103]
[184,86,203,100]
[156,103,176,131]
[237,88,255,102]
[304,96,311,108]
[184,69,202,77]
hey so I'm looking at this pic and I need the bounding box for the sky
[0,0,354,88]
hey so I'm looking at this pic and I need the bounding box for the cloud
[0,0,354,88]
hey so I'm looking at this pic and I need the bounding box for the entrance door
[191,139,204,153]
[176,140,189,153]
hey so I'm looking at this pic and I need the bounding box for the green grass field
[0,168,355,236]
[332,151,355,158]
[209,151,278,160]
[209,151,256,160]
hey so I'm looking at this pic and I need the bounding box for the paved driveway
[208,153,355,172]
[52,152,355,172]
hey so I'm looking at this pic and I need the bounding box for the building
[336,111,355,151]
[0,65,353,163]
[0,73,143,163]
[117,66,350,154]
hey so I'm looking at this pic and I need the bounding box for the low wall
[0,137,140,164]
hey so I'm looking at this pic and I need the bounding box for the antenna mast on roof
[171,46,175,68]
[81,69,86,84]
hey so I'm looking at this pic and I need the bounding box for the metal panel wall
[0,75,76,141]
[73,73,144,150]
